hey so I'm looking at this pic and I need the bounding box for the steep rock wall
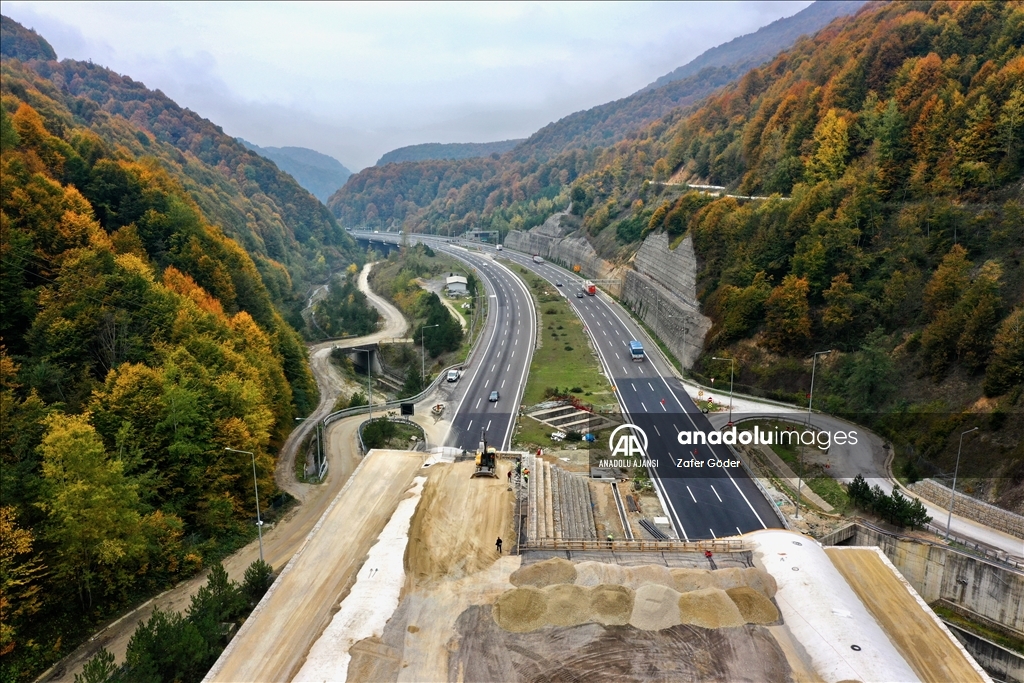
[506,221,711,369]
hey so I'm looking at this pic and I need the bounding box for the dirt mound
[589,585,634,626]
[545,584,592,627]
[626,564,674,589]
[741,567,778,598]
[726,587,779,624]
[678,588,745,629]
[629,583,683,631]
[493,587,548,632]
[709,566,747,590]
[510,557,576,587]
[670,568,715,592]
[404,461,512,590]
[572,560,627,586]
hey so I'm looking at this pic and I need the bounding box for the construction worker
[496,537,503,554]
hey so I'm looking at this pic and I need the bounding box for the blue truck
[629,340,645,361]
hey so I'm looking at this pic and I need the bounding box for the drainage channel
[610,481,634,540]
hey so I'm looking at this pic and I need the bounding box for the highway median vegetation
[513,270,610,449]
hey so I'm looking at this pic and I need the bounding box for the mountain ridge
[238,139,352,203]
[376,139,524,166]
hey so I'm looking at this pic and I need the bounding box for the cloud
[3,1,812,169]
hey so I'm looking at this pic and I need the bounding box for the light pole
[225,447,263,562]
[355,347,373,421]
[946,426,979,540]
[795,349,832,518]
[420,324,439,386]
[710,356,735,425]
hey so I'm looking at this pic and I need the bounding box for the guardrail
[521,538,748,553]
[322,362,462,430]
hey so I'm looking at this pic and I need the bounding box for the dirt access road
[44,262,406,681]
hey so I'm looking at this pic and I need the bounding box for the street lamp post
[355,347,373,421]
[710,356,735,425]
[946,426,979,540]
[795,349,832,519]
[224,447,263,563]
[421,324,439,386]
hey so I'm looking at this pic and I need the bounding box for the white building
[445,275,468,296]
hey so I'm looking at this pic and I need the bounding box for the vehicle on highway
[576,291,584,298]
[446,369,461,382]
[584,280,597,295]
[533,255,544,263]
[629,340,645,361]
[495,244,503,251]
[488,390,500,402]
[556,281,563,287]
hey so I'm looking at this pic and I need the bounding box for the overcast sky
[5,1,811,170]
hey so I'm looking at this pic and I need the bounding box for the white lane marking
[491,364,496,372]
[653,425,661,436]
[603,330,607,336]
[711,485,722,502]
[687,486,697,503]
[511,351,515,358]
[515,338,518,345]
[737,527,743,536]
[632,383,637,392]
[661,401,668,411]
[467,420,473,430]
[621,366,627,374]
[507,364,511,372]
[486,420,492,432]
[615,352,620,360]
[641,402,648,411]
[637,366,644,374]
[475,398,481,409]
[648,382,654,391]
[501,379,506,388]
[710,528,717,539]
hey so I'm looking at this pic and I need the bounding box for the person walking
[496,537,503,554]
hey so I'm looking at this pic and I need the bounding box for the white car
[446,369,461,382]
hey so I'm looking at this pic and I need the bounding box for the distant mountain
[239,140,352,203]
[644,0,868,91]
[0,14,57,61]
[376,139,524,165]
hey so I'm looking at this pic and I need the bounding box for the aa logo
[609,424,648,458]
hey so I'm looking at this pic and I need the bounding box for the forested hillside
[376,139,523,165]
[0,20,328,679]
[238,139,351,203]
[328,0,870,229]
[565,0,1024,507]
[1,16,358,326]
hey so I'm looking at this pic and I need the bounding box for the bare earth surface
[206,449,426,682]
[825,546,988,683]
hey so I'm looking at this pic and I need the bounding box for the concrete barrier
[909,479,1024,540]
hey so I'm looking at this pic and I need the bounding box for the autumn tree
[0,506,45,657]
[763,275,811,353]
[805,109,849,184]
[983,307,1024,397]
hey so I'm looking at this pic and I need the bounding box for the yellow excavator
[472,431,498,478]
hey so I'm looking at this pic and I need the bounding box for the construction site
[200,438,1018,683]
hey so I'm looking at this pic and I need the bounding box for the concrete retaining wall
[909,479,1024,540]
[826,524,1024,636]
[945,622,1024,683]
[505,213,623,293]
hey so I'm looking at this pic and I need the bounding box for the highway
[352,232,535,452]
[495,250,782,540]
[355,230,780,540]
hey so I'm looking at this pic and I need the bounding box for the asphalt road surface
[497,249,781,541]
[353,232,536,452]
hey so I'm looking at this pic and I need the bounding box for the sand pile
[629,584,683,631]
[493,587,548,632]
[670,568,716,592]
[545,584,591,627]
[726,586,779,624]
[678,588,745,629]
[573,561,627,586]
[509,557,576,587]
[589,585,633,625]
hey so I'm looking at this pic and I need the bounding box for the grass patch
[513,274,610,449]
[932,604,1024,654]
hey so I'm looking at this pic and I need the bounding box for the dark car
[489,390,500,402]
[576,291,584,298]
[555,281,563,287]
